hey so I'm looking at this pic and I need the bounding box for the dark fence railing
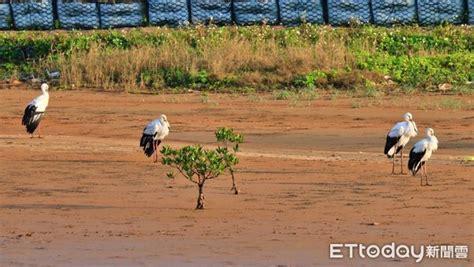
[0,0,472,30]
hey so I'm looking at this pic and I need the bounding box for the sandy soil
[0,88,473,266]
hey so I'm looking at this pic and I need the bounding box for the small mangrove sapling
[215,127,244,194]
[160,144,238,209]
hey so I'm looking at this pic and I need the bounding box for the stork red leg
[400,147,405,174]
[153,141,158,163]
[420,169,423,186]
[425,163,431,186]
[38,124,42,138]
[391,156,396,175]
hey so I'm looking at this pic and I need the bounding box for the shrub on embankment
[0,24,472,94]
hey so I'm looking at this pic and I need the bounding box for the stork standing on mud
[408,128,438,186]
[22,83,49,138]
[384,112,418,174]
[140,114,171,162]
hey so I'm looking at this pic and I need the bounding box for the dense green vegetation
[0,24,472,94]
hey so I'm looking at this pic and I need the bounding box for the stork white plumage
[22,83,49,138]
[140,114,171,162]
[408,128,438,186]
[384,112,418,174]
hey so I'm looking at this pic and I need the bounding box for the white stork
[21,83,49,138]
[408,128,438,186]
[384,112,418,174]
[140,114,171,162]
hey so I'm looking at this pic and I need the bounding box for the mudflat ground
[0,88,473,266]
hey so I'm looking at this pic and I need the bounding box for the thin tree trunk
[230,168,239,195]
[196,183,205,209]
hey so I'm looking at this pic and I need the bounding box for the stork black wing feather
[384,135,400,158]
[140,134,155,157]
[22,105,43,134]
[408,147,426,175]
